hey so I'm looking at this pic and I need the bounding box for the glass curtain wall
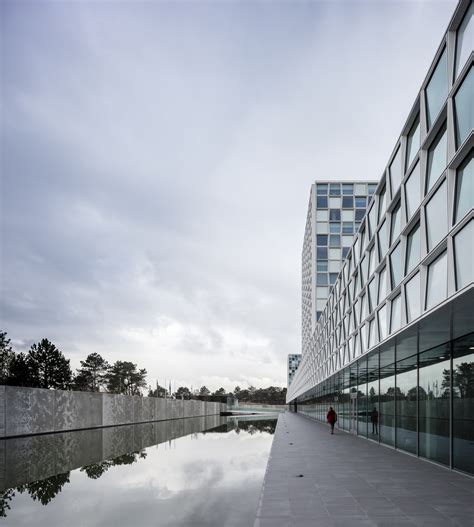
[294,330,474,476]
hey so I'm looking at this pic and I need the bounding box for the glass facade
[297,328,474,474]
[293,1,473,477]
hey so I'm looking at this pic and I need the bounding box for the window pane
[368,278,377,312]
[329,235,341,247]
[390,242,403,289]
[329,209,341,221]
[389,147,402,197]
[342,235,353,248]
[342,183,353,195]
[329,196,342,208]
[317,273,328,285]
[317,183,328,195]
[379,366,396,446]
[390,294,402,333]
[454,67,473,148]
[378,267,388,304]
[330,222,341,233]
[390,201,401,245]
[368,204,376,238]
[377,219,388,260]
[425,179,448,251]
[405,272,420,323]
[317,260,328,272]
[317,196,328,208]
[329,260,339,272]
[455,1,473,78]
[378,186,386,222]
[317,235,328,246]
[405,222,420,275]
[406,117,420,171]
[378,304,388,341]
[454,151,473,223]
[329,248,340,260]
[368,183,377,195]
[342,196,354,208]
[419,344,450,465]
[405,161,421,221]
[329,183,341,196]
[317,247,328,259]
[425,48,448,129]
[342,222,353,234]
[426,128,447,193]
[426,250,448,310]
[368,246,375,277]
[454,220,473,290]
[452,334,474,474]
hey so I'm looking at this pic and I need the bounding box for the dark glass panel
[452,333,474,474]
[419,343,450,466]
[396,355,417,454]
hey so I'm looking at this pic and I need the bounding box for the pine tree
[27,339,72,390]
[73,353,109,392]
[0,332,15,384]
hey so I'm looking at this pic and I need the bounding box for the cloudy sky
[1,0,457,392]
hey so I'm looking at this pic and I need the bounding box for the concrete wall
[1,386,226,438]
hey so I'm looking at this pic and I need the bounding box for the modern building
[302,180,377,354]
[288,0,473,476]
[287,354,302,386]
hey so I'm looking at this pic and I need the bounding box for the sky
[1,0,457,392]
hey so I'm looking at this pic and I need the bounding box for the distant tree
[174,386,192,400]
[80,461,112,480]
[233,386,241,397]
[0,332,15,384]
[406,387,418,401]
[105,361,147,395]
[18,472,70,506]
[73,353,109,392]
[148,383,167,398]
[0,488,15,518]
[453,362,474,398]
[27,339,72,390]
[199,386,211,396]
[213,387,226,396]
[6,352,34,387]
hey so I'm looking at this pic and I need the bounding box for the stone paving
[254,412,474,527]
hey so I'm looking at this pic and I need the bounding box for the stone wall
[1,386,225,438]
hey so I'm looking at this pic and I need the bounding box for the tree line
[0,331,146,395]
[0,331,287,402]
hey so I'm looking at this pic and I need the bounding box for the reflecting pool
[0,415,277,526]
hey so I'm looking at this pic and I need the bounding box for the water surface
[0,415,277,526]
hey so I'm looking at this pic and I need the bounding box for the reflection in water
[1,416,277,525]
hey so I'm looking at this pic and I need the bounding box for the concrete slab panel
[54,390,102,431]
[155,398,167,421]
[102,394,133,426]
[6,387,55,436]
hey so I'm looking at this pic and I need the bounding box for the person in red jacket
[327,407,337,434]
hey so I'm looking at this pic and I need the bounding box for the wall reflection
[0,416,276,519]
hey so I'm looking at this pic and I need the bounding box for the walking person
[370,406,379,435]
[327,406,337,434]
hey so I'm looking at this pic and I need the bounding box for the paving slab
[255,412,474,527]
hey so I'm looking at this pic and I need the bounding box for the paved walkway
[254,412,474,527]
